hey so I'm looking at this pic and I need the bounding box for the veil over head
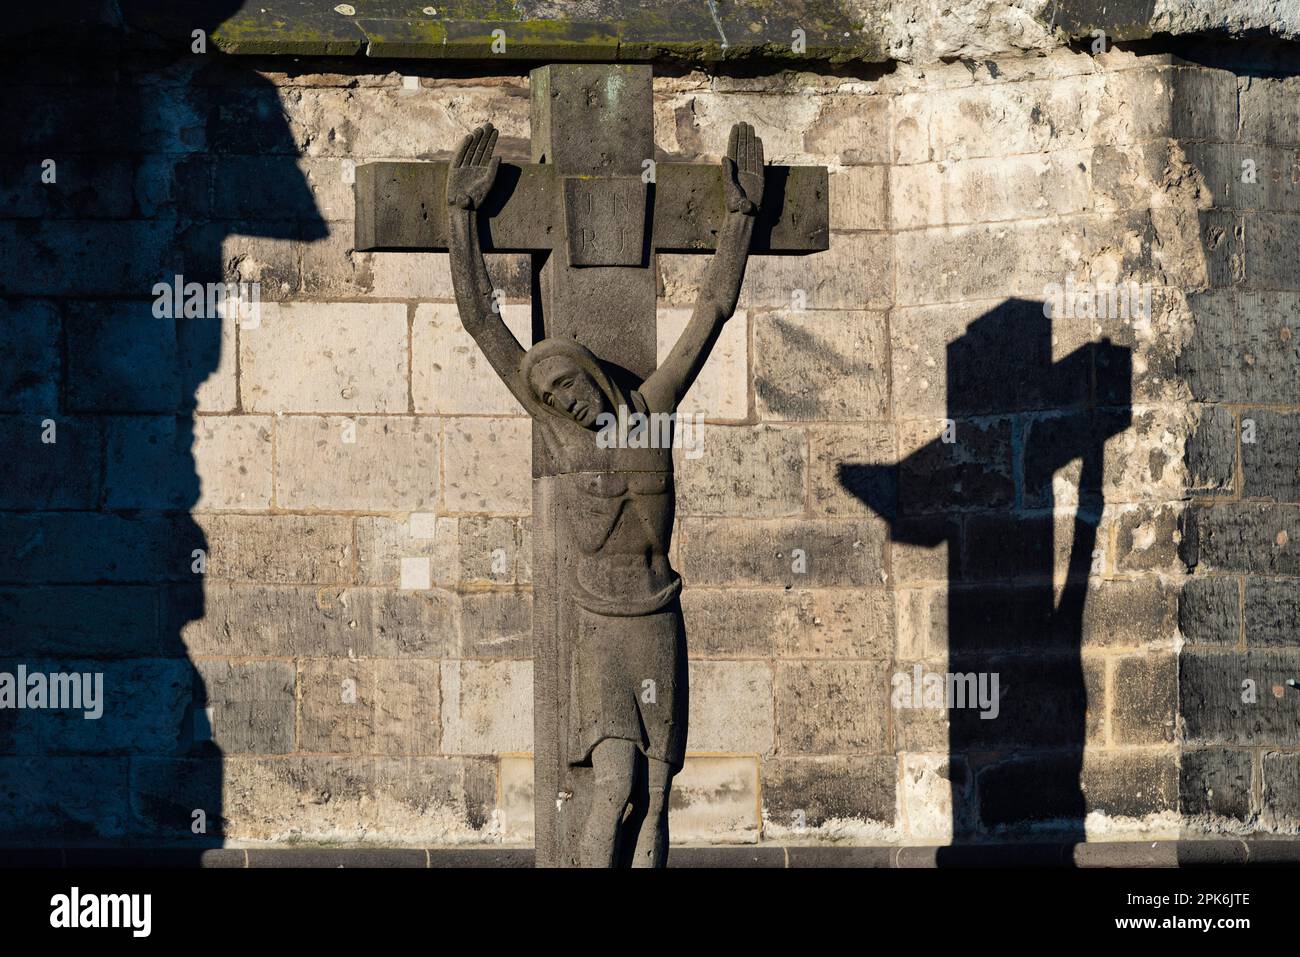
[518,336,628,426]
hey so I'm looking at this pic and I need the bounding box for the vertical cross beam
[529,63,657,866]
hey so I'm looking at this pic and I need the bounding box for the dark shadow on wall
[840,298,1132,862]
[0,3,325,858]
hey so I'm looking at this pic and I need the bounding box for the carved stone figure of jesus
[446,121,764,867]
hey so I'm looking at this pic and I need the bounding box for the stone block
[441,417,531,515]
[680,518,886,587]
[241,302,409,413]
[413,303,532,415]
[439,660,532,755]
[195,659,295,754]
[775,661,890,753]
[275,416,438,511]
[675,425,806,517]
[686,660,774,754]
[753,310,889,421]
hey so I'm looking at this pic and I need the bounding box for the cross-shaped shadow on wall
[840,298,1132,862]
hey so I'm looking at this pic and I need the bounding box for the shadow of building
[0,2,325,860]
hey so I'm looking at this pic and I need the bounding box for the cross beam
[356,161,829,254]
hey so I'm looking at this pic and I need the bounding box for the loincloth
[567,600,688,773]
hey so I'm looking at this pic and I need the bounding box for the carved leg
[580,738,637,868]
[630,757,672,868]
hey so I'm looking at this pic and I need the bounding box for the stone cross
[356,63,827,866]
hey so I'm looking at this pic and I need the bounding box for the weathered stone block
[413,303,532,415]
[675,425,806,517]
[1112,653,1177,745]
[686,660,774,754]
[1181,649,1300,746]
[895,214,1153,308]
[276,416,439,511]
[1245,578,1300,647]
[298,657,439,755]
[1241,410,1300,502]
[1079,578,1179,650]
[498,754,535,842]
[194,514,353,584]
[763,755,895,831]
[899,753,963,841]
[439,660,532,755]
[655,307,748,420]
[1186,404,1237,497]
[829,165,888,231]
[1186,503,1300,575]
[804,94,891,165]
[459,590,532,658]
[1179,575,1240,647]
[1239,76,1300,147]
[195,659,295,754]
[242,303,409,413]
[1183,142,1300,213]
[669,91,822,164]
[682,587,892,659]
[1114,503,1185,573]
[753,310,889,421]
[775,661,890,753]
[670,755,761,844]
[457,517,528,585]
[1261,752,1300,824]
[891,150,1090,229]
[662,235,891,312]
[1244,212,1300,290]
[680,518,886,587]
[893,76,1103,165]
[370,589,463,658]
[809,424,896,517]
[441,417,531,515]
[1180,291,1300,404]
[0,415,100,509]
[1180,748,1252,820]
[1080,750,1178,819]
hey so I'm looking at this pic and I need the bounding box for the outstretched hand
[447,123,500,210]
[722,122,764,215]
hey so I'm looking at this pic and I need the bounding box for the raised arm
[641,123,764,414]
[446,124,530,406]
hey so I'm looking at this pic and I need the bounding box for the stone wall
[0,35,1294,848]
[1179,66,1300,836]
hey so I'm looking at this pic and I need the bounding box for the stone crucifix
[355,63,828,867]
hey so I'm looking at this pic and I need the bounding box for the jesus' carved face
[528,354,610,428]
